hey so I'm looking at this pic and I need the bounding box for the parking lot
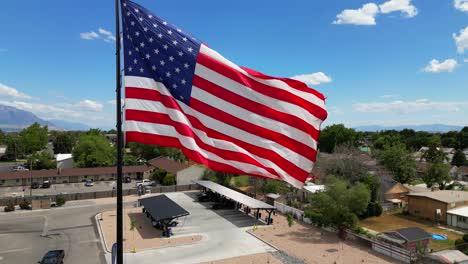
[0,181,135,198]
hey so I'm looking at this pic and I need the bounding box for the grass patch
[431,238,456,251]
[233,175,250,187]
[409,178,425,185]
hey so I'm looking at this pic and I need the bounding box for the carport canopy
[195,180,274,210]
[139,194,189,222]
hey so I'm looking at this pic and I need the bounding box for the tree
[458,127,468,149]
[377,144,416,184]
[56,195,66,206]
[452,149,467,167]
[52,132,76,154]
[19,123,48,155]
[373,134,402,151]
[127,142,162,161]
[305,178,370,234]
[162,173,176,185]
[423,162,451,190]
[0,129,5,144]
[27,152,56,170]
[318,124,356,153]
[422,145,447,164]
[160,147,187,163]
[124,154,140,166]
[72,134,116,168]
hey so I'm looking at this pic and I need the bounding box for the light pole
[29,158,32,197]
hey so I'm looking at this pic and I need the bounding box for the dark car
[41,181,51,189]
[39,250,64,264]
[31,182,40,189]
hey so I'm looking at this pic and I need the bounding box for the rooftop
[407,190,468,203]
[55,153,72,161]
[447,206,468,217]
[387,227,431,242]
[147,157,191,174]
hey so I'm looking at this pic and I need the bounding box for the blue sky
[0,0,467,129]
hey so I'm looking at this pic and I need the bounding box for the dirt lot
[360,213,462,251]
[99,207,202,252]
[249,213,399,264]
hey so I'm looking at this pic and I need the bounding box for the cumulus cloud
[291,72,332,86]
[455,0,468,12]
[0,83,32,99]
[80,31,99,40]
[380,94,399,99]
[422,58,459,73]
[75,100,103,112]
[453,26,468,54]
[98,27,116,41]
[353,99,468,113]
[464,58,468,63]
[333,3,379,25]
[379,0,418,17]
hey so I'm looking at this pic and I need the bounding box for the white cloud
[380,94,399,99]
[353,99,468,113]
[329,106,343,115]
[98,27,116,41]
[379,0,418,17]
[455,0,468,12]
[422,58,459,73]
[80,31,99,40]
[75,100,103,112]
[0,83,32,99]
[290,72,332,86]
[464,58,468,63]
[333,3,379,25]
[453,26,468,54]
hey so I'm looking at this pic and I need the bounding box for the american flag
[122,0,327,187]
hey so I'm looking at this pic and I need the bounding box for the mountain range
[0,105,90,132]
[353,124,464,133]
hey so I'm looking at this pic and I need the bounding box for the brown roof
[147,157,190,174]
[0,165,152,180]
[385,183,410,195]
[407,190,468,203]
[458,166,468,175]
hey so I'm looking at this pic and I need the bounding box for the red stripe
[193,75,320,141]
[126,131,278,180]
[196,52,328,121]
[240,66,326,100]
[189,98,316,162]
[125,86,312,181]
[126,109,281,177]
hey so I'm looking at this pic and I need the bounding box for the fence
[0,184,200,206]
[274,201,304,220]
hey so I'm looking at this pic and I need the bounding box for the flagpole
[115,0,124,263]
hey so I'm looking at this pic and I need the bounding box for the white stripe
[199,44,326,110]
[125,97,314,172]
[125,120,304,187]
[194,63,323,131]
[191,86,318,150]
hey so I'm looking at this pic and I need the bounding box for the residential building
[0,165,152,187]
[0,145,6,159]
[384,183,430,206]
[55,153,74,169]
[147,157,204,185]
[407,191,468,224]
[376,227,431,253]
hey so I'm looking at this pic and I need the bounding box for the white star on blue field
[0,0,466,129]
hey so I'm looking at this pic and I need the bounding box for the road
[0,200,126,264]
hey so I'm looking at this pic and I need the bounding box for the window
[53,177,56,180]
[1,180,5,183]
[16,179,20,183]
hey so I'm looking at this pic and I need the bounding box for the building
[297,182,325,202]
[0,165,152,187]
[147,157,204,185]
[453,166,468,181]
[55,153,74,169]
[376,227,431,253]
[425,250,468,264]
[0,145,6,159]
[407,191,468,224]
[105,134,117,145]
[384,183,430,206]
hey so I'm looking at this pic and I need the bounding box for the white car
[135,179,154,188]
[84,179,94,187]
[13,166,29,171]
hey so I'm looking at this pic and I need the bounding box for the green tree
[162,173,176,185]
[124,154,140,166]
[52,132,76,154]
[72,134,116,168]
[305,178,370,233]
[423,162,451,190]
[373,134,402,150]
[452,149,467,167]
[458,127,468,149]
[160,147,187,163]
[318,124,356,153]
[0,129,5,144]
[19,123,48,155]
[27,152,57,170]
[441,131,459,148]
[127,142,162,161]
[151,167,168,183]
[422,145,447,163]
[378,144,416,184]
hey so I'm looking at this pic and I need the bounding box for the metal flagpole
[115,0,124,263]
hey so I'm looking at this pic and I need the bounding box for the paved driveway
[104,192,275,264]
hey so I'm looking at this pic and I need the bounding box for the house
[416,147,454,164]
[147,157,204,185]
[456,166,468,181]
[56,153,74,169]
[0,145,6,159]
[407,191,468,224]
[376,227,431,253]
[0,165,152,187]
[44,142,54,157]
[297,182,325,201]
[464,148,468,159]
[385,183,430,206]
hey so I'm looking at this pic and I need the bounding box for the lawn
[360,213,463,251]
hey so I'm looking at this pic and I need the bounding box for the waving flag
[121,0,327,187]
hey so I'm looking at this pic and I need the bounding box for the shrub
[19,200,30,210]
[4,201,15,212]
[463,234,468,242]
[286,213,294,227]
[234,176,250,187]
[351,226,374,238]
[455,239,466,251]
[161,173,176,186]
[56,195,66,207]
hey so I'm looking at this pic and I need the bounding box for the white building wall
[57,158,74,169]
[176,165,205,185]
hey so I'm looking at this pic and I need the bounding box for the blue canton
[121,0,201,105]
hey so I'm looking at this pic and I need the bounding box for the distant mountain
[47,119,90,131]
[354,124,464,133]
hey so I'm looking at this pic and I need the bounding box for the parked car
[38,250,65,264]
[31,182,40,189]
[41,181,51,188]
[135,179,153,188]
[84,179,94,187]
[13,165,29,171]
